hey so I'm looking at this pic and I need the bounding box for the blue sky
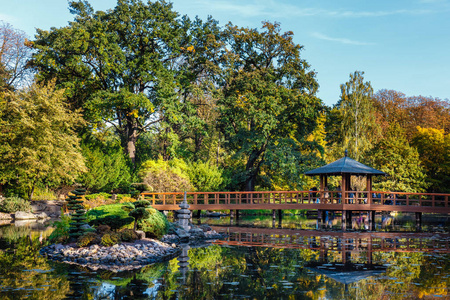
[1,0,449,106]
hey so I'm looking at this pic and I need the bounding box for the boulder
[0,212,13,220]
[175,228,190,240]
[15,211,37,220]
[135,230,146,240]
[36,212,49,219]
[198,224,212,232]
[189,227,206,239]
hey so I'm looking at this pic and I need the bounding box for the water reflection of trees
[0,236,70,299]
[1,224,448,299]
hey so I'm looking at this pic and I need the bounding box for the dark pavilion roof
[305,154,386,176]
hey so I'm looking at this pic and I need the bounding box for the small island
[38,189,224,272]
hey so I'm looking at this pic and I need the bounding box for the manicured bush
[77,232,99,247]
[86,203,169,238]
[138,207,170,238]
[90,215,133,231]
[101,232,119,246]
[119,229,138,242]
[67,189,88,239]
[0,196,32,213]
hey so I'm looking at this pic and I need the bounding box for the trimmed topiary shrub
[86,203,169,238]
[89,215,133,231]
[138,207,170,238]
[0,196,32,213]
[67,189,88,239]
[86,203,134,230]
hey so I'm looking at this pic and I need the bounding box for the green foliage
[85,193,112,201]
[89,215,134,231]
[0,196,31,213]
[334,71,379,161]
[48,212,71,244]
[411,126,450,193]
[119,229,138,242]
[31,0,188,165]
[67,189,88,239]
[186,160,223,191]
[138,157,192,192]
[366,123,429,193]
[78,141,133,193]
[101,232,120,246]
[0,81,86,200]
[218,21,322,191]
[76,232,98,247]
[86,202,168,237]
[138,207,170,238]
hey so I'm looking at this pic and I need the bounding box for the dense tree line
[0,0,449,199]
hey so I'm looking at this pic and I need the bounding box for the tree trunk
[244,146,266,191]
[28,182,35,201]
[125,118,139,166]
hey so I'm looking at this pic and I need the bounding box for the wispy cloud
[190,0,438,19]
[311,32,375,46]
[0,13,17,24]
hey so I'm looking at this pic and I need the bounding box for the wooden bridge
[141,190,450,214]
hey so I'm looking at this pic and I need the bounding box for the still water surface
[0,213,449,299]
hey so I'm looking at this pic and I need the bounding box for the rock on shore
[40,239,181,272]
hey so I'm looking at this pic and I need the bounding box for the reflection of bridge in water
[210,226,450,264]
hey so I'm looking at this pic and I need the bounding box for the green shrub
[101,232,119,246]
[89,215,133,231]
[86,203,134,230]
[85,193,112,200]
[0,196,32,213]
[86,203,169,238]
[77,232,99,247]
[32,187,57,201]
[48,212,71,244]
[138,157,192,192]
[116,194,131,202]
[186,160,223,191]
[96,224,111,234]
[119,229,138,242]
[138,208,170,238]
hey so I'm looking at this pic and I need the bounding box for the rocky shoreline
[40,239,181,272]
[40,225,226,272]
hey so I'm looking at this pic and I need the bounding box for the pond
[0,213,449,299]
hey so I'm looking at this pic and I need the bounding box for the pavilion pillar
[367,175,372,204]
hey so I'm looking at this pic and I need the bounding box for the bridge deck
[141,190,450,214]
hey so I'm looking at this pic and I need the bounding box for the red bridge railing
[140,190,450,213]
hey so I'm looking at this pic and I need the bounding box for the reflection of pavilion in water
[211,226,449,291]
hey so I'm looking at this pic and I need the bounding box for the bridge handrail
[140,190,449,208]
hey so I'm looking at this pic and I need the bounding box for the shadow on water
[0,213,449,299]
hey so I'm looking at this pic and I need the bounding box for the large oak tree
[218,22,322,191]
